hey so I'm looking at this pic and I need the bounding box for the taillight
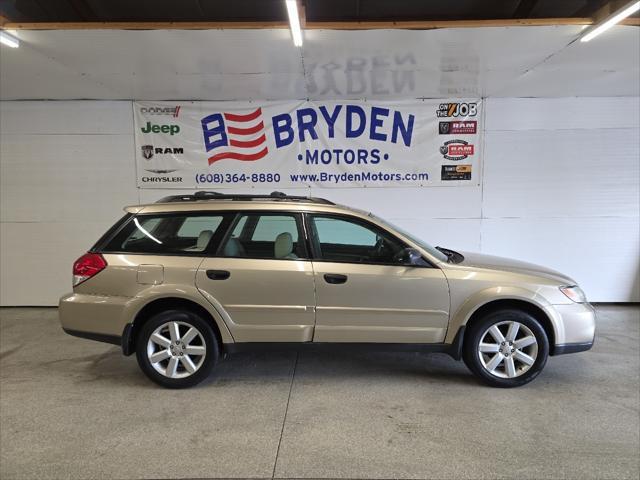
[72,253,107,287]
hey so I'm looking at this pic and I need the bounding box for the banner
[134,99,482,189]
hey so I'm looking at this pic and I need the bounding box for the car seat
[274,232,298,259]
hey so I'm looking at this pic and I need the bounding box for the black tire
[135,309,219,388]
[462,309,549,388]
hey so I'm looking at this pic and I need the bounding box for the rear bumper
[59,292,134,354]
[59,292,131,337]
[62,325,134,355]
[62,328,121,346]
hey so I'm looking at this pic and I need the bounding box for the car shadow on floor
[68,345,480,389]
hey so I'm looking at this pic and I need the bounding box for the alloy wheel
[477,320,538,379]
[146,321,207,378]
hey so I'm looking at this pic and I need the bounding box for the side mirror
[401,248,427,266]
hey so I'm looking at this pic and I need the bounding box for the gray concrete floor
[0,306,638,480]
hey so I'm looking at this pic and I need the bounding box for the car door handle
[324,273,347,284]
[206,270,230,280]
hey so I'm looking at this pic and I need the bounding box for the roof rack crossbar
[156,191,334,205]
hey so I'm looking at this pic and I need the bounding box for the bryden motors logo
[201,108,269,165]
[201,104,415,166]
[439,139,475,160]
[436,102,477,118]
[141,145,184,160]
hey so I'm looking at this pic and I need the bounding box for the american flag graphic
[201,107,269,165]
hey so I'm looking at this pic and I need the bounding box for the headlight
[559,285,587,303]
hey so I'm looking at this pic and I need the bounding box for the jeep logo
[140,122,180,136]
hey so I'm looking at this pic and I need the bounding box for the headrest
[223,237,245,257]
[196,230,213,250]
[274,232,294,258]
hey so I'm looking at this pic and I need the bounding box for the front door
[196,212,316,343]
[307,214,450,343]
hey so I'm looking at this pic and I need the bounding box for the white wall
[1,98,638,305]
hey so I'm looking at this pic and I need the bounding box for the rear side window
[219,213,306,260]
[103,213,229,254]
[251,215,299,241]
[177,216,223,237]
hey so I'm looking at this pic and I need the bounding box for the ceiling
[1,0,636,23]
[0,25,638,100]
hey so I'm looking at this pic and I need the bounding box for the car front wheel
[135,309,219,388]
[463,309,549,388]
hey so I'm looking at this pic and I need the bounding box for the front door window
[309,214,407,265]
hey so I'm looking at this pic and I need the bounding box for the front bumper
[550,301,596,355]
[553,341,594,355]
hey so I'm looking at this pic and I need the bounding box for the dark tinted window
[103,214,228,254]
[310,215,407,264]
[219,213,306,260]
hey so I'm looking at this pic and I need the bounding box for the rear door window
[219,213,306,260]
[103,213,230,254]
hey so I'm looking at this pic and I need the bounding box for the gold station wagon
[59,191,595,388]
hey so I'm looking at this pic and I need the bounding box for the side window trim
[214,210,310,260]
[305,212,434,268]
[202,214,235,256]
[90,213,133,252]
[300,211,317,261]
[214,212,242,256]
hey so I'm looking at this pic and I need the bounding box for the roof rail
[156,191,334,205]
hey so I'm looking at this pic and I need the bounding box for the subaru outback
[59,191,595,388]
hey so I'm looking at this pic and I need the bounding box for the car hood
[456,251,576,285]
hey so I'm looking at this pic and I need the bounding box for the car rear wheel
[136,309,219,388]
[463,309,549,388]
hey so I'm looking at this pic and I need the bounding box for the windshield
[368,214,449,263]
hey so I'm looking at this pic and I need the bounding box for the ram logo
[140,145,184,160]
[141,145,154,160]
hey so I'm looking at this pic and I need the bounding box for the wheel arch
[446,287,561,355]
[462,299,556,353]
[124,296,233,356]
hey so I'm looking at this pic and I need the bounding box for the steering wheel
[392,249,406,264]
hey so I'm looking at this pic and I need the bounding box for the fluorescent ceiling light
[581,1,640,42]
[0,31,19,48]
[285,0,303,47]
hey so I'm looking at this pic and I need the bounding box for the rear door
[196,211,316,342]
[307,213,450,344]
